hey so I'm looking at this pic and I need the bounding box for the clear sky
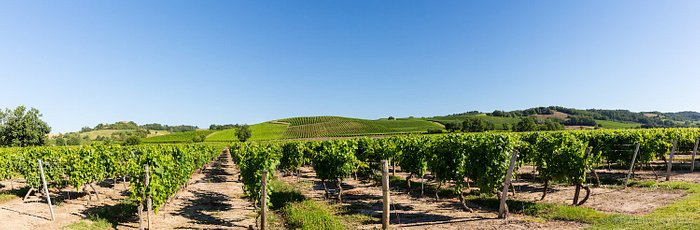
[1,1,699,133]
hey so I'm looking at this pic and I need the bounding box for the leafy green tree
[502,123,512,131]
[66,134,83,145]
[124,136,141,145]
[54,137,66,146]
[444,122,462,132]
[236,125,252,142]
[515,117,538,132]
[0,106,51,147]
[562,116,597,126]
[541,118,565,131]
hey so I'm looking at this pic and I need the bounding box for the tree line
[442,116,566,133]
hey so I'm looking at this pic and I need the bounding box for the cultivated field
[149,116,445,143]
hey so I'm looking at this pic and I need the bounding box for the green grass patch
[206,122,288,142]
[269,179,348,229]
[627,180,697,190]
[62,217,111,230]
[283,200,345,230]
[269,179,306,210]
[0,186,28,203]
[595,120,641,129]
[0,192,18,202]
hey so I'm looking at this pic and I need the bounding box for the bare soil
[592,163,700,184]
[0,153,256,230]
[119,153,257,229]
[511,182,684,214]
[515,164,690,214]
[0,177,130,230]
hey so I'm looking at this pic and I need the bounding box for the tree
[462,117,496,132]
[191,135,206,143]
[66,134,83,145]
[54,137,66,146]
[515,117,538,132]
[562,116,597,126]
[124,136,141,145]
[236,125,252,142]
[388,116,395,120]
[444,122,462,132]
[541,118,565,131]
[0,106,51,147]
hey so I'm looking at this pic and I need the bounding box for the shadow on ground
[82,200,138,229]
[174,190,251,228]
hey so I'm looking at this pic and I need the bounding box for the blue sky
[1,1,699,133]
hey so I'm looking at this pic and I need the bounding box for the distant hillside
[276,116,442,139]
[431,106,699,129]
[428,114,520,129]
[144,116,443,143]
[134,106,700,143]
[141,130,216,143]
[80,129,171,140]
[80,121,198,133]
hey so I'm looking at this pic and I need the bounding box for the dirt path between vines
[0,177,131,230]
[0,153,257,230]
[119,153,257,229]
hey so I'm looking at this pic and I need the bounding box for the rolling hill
[79,129,171,139]
[277,116,442,139]
[144,116,444,143]
[428,114,520,129]
[141,130,217,143]
[138,106,700,143]
[205,122,287,142]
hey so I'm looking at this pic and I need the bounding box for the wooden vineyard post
[625,143,641,187]
[145,165,152,230]
[381,160,390,230]
[692,139,699,172]
[38,160,55,221]
[666,140,677,181]
[260,170,268,230]
[499,150,518,219]
[23,187,35,202]
[138,201,144,230]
